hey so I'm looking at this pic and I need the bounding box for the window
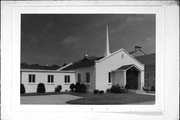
[28,74,35,83]
[64,75,70,83]
[108,72,112,83]
[77,73,81,83]
[48,75,54,83]
[86,72,90,83]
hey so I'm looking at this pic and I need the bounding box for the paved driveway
[21,94,82,104]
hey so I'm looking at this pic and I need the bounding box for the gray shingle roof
[116,64,134,70]
[62,56,104,70]
[135,53,155,66]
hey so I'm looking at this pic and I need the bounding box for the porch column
[124,71,126,86]
[138,71,144,90]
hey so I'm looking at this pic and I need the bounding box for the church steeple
[104,24,111,57]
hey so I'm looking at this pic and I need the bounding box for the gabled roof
[96,48,144,66]
[21,65,59,70]
[57,63,73,71]
[135,53,155,66]
[129,49,146,55]
[62,56,104,70]
[117,64,133,70]
[113,64,142,72]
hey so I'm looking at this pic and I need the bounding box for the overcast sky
[21,14,155,66]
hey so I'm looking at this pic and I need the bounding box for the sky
[21,14,155,66]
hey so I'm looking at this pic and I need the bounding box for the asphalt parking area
[21,94,82,104]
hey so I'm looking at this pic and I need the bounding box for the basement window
[48,75,54,83]
[28,74,36,83]
[65,75,70,83]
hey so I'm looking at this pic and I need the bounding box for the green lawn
[21,92,155,105]
[67,92,155,104]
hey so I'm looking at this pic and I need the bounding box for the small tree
[21,84,25,94]
[37,83,46,93]
[55,85,62,92]
[70,83,75,92]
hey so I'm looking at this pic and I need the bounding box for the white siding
[95,50,144,91]
[21,71,75,93]
[112,71,125,86]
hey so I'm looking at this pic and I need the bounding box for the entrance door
[126,67,139,89]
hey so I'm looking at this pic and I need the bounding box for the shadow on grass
[66,93,155,105]
[21,92,69,97]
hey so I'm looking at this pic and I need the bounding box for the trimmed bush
[74,82,86,93]
[75,82,81,93]
[37,83,46,93]
[80,84,86,93]
[21,84,25,94]
[55,85,62,92]
[106,88,111,93]
[150,86,155,91]
[93,89,99,94]
[125,84,129,89]
[70,83,75,92]
[99,90,104,94]
[110,84,127,93]
[143,86,150,92]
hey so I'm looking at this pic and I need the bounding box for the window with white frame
[64,75,70,83]
[28,74,36,83]
[86,72,90,83]
[48,75,54,83]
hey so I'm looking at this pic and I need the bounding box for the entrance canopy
[112,64,142,72]
[110,64,143,90]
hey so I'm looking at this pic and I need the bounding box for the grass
[21,91,155,105]
[67,92,155,104]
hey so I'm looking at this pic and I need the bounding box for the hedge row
[20,83,63,94]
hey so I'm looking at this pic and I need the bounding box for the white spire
[104,24,110,57]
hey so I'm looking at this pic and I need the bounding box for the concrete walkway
[21,94,82,104]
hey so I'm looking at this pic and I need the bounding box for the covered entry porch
[111,64,144,90]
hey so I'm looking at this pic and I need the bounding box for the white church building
[21,25,144,93]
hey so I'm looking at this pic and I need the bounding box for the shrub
[106,88,111,93]
[70,83,75,92]
[150,86,155,91]
[55,85,62,92]
[99,90,104,94]
[110,84,127,93]
[20,84,25,94]
[74,82,81,92]
[143,86,150,92]
[37,83,46,93]
[125,84,129,89]
[74,82,86,93]
[80,84,86,93]
[93,89,99,94]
